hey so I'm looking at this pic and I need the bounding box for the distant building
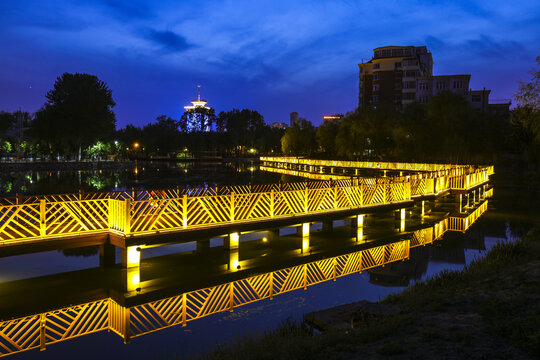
[290,112,300,127]
[183,85,214,132]
[271,122,288,129]
[323,115,343,123]
[416,75,471,104]
[359,45,504,112]
[359,46,433,108]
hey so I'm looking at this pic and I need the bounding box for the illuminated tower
[181,85,214,132]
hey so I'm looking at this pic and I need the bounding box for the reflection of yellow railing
[0,199,490,357]
[0,181,411,242]
[0,241,409,356]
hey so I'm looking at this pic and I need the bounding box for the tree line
[1,57,539,168]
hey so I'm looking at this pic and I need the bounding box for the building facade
[416,74,471,104]
[358,46,433,108]
[358,45,507,112]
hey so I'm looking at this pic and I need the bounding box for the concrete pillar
[266,228,279,242]
[396,208,405,232]
[421,200,425,217]
[296,223,310,237]
[459,194,463,213]
[330,167,334,174]
[225,232,239,249]
[99,243,116,267]
[229,248,240,271]
[322,220,333,232]
[356,215,364,242]
[121,246,141,268]
[196,239,210,253]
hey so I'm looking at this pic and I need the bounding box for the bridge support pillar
[395,209,405,232]
[121,246,141,268]
[296,223,310,254]
[99,242,116,267]
[196,239,211,253]
[356,215,364,241]
[330,167,334,174]
[421,200,425,217]
[121,246,141,292]
[322,220,333,232]
[296,223,310,237]
[225,232,240,250]
[266,228,279,242]
[229,247,240,271]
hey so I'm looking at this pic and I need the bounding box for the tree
[179,107,216,133]
[281,118,316,155]
[0,111,16,136]
[30,73,116,160]
[511,57,540,168]
[316,118,341,156]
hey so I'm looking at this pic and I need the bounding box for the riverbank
[0,160,135,172]
[201,228,540,359]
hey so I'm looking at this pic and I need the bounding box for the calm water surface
[0,162,538,359]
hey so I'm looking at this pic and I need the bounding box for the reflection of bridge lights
[302,239,309,252]
[130,273,140,287]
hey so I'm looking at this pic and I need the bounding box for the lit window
[373,63,380,69]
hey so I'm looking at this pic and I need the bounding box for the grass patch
[198,228,540,359]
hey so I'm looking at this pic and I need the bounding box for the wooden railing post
[230,192,235,221]
[40,199,46,237]
[270,190,274,217]
[229,283,234,312]
[181,293,187,326]
[39,313,46,351]
[304,187,308,212]
[182,195,188,229]
[124,199,131,235]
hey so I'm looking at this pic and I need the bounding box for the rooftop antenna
[197,85,201,101]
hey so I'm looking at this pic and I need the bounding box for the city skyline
[1,0,539,127]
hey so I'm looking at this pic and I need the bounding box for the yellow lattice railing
[261,156,462,172]
[0,196,491,357]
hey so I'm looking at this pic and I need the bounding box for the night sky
[1,0,539,127]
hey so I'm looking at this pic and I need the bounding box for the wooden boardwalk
[0,158,492,245]
[0,199,489,357]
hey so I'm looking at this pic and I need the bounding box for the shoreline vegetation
[198,227,540,360]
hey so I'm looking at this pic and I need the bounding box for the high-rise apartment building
[358,45,506,112]
[358,46,433,108]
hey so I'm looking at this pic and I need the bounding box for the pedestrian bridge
[0,199,489,357]
[0,158,492,246]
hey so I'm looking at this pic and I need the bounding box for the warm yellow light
[357,214,364,227]
[133,142,140,148]
[302,238,309,252]
[127,246,141,267]
[302,223,309,237]
[130,272,140,287]
[229,232,239,249]
[357,228,363,241]
[262,237,268,242]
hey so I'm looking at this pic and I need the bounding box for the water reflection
[0,161,279,197]
[0,198,489,357]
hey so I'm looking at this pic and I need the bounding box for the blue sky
[0,0,539,127]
